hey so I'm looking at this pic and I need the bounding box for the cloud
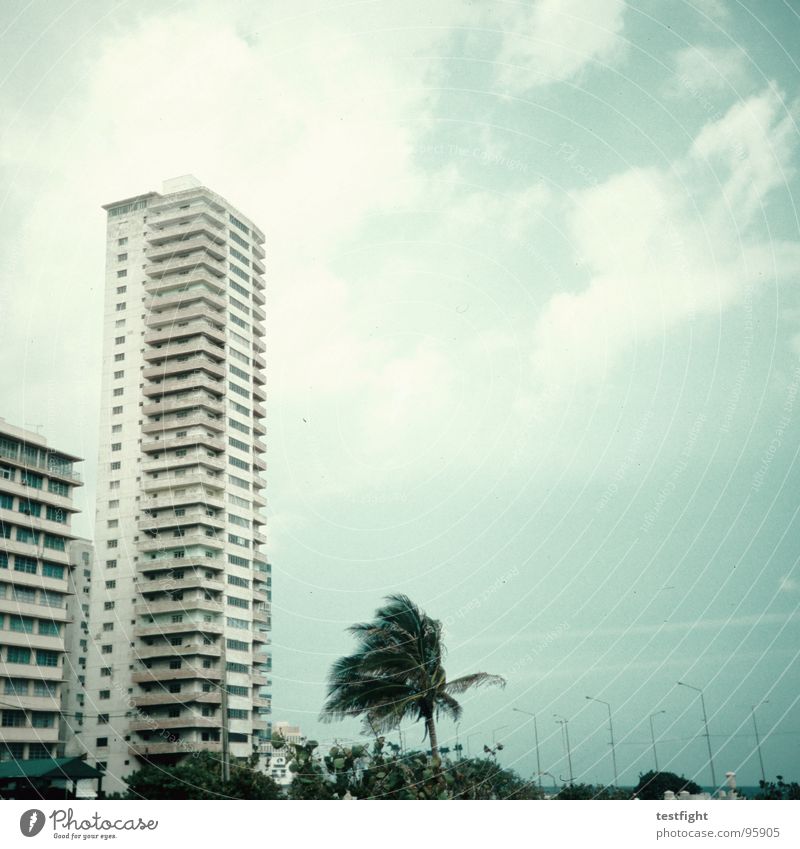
[672,44,750,94]
[494,0,627,92]
[529,86,800,394]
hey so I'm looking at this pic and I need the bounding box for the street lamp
[512,707,542,787]
[751,701,769,785]
[586,696,618,787]
[677,681,717,790]
[553,714,574,785]
[649,710,666,772]
[492,724,509,745]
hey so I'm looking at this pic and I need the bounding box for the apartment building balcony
[141,488,224,512]
[133,620,223,639]
[0,479,77,515]
[252,673,269,686]
[0,443,82,484]
[141,413,224,436]
[252,383,266,403]
[252,255,266,275]
[137,554,224,575]
[143,318,225,347]
[0,598,70,625]
[139,574,224,596]
[143,374,224,400]
[253,652,270,666]
[251,719,269,731]
[0,726,59,744]
[130,690,222,708]
[133,642,221,661]
[145,306,225,335]
[147,235,226,264]
[142,392,223,417]
[139,510,224,534]
[145,252,226,280]
[0,537,70,566]
[138,532,224,554]
[135,597,222,617]
[251,287,265,307]
[253,402,266,419]
[252,241,265,260]
[253,457,267,475]
[0,693,60,712]
[145,286,225,315]
[252,335,265,353]
[129,740,222,758]
[251,302,266,322]
[141,470,224,494]
[129,716,220,732]
[141,432,225,456]
[147,218,226,247]
[143,356,225,382]
[144,269,226,298]
[253,366,266,386]
[141,450,225,475]
[0,660,63,682]
[0,506,79,542]
[3,569,71,596]
[131,666,222,684]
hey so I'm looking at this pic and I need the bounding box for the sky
[1,0,799,789]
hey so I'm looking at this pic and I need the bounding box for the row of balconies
[139,509,224,534]
[145,286,225,317]
[140,488,225,512]
[133,620,223,639]
[142,450,225,474]
[144,318,225,347]
[134,641,221,660]
[141,433,225,456]
[137,554,224,575]
[132,666,222,683]
[137,531,225,554]
[129,740,222,758]
[142,355,225,382]
[141,469,225,495]
[0,506,79,542]
[134,597,223,617]
[131,690,222,708]
[145,300,226,331]
[142,392,223,418]
[141,412,225,436]
[0,537,70,566]
[142,335,225,365]
[139,574,224,596]
[147,218,226,247]
[143,374,224,400]
[145,252,226,280]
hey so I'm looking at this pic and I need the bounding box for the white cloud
[528,86,800,395]
[494,0,627,92]
[672,44,750,93]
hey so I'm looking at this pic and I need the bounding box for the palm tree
[320,594,505,760]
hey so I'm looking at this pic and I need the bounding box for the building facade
[0,418,84,762]
[84,176,271,794]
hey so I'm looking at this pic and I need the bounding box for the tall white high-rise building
[85,176,271,794]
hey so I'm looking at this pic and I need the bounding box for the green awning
[0,757,103,781]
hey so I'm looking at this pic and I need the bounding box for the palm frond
[443,672,506,694]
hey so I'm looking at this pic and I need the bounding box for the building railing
[0,444,81,483]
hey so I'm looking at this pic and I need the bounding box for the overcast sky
[2,0,799,788]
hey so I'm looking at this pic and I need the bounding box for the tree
[124,752,282,800]
[632,770,702,800]
[755,776,800,800]
[319,594,505,760]
[554,783,629,800]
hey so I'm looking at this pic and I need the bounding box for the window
[102,644,113,654]
[230,279,249,298]
[116,285,127,294]
[228,575,250,588]
[1,710,25,727]
[103,622,114,631]
[46,505,66,523]
[168,682,180,693]
[113,373,124,382]
[0,493,12,510]
[113,388,124,397]
[98,713,109,724]
[228,436,249,452]
[32,712,55,728]
[171,615,183,623]
[229,418,249,434]
[107,540,118,549]
[20,471,43,489]
[41,590,62,608]
[106,559,117,568]
[168,707,181,718]
[110,460,121,469]
[116,270,127,279]
[16,527,39,544]
[115,319,126,328]
[226,638,249,651]
[117,253,128,261]
[228,474,249,490]
[33,680,57,697]
[14,556,37,574]
[10,616,34,633]
[118,237,128,246]
[42,563,63,579]
[169,659,181,669]
[229,312,248,329]
[112,406,123,415]
[227,708,248,719]
[114,353,125,362]
[96,738,108,748]
[0,465,15,481]
[228,382,250,400]
[100,667,112,677]
[115,337,125,345]
[109,481,120,490]
[229,229,249,249]
[226,616,249,630]
[99,690,110,700]
[108,500,119,509]
[107,519,118,528]
[4,678,28,695]
[105,579,116,589]
[43,534,65,551]
[6,646,30,664]
[228,554,249,568]
[36,650,59,667]
[227,685,248,696]
[230,400,249,417]
[116,302,126,311]
[18,499,41,517]
[228,456,249,471]
[104,601,115,610]
[227,533,249,547]
[38,621,60,636]
[228,513,249,528]
[229,298,249,316]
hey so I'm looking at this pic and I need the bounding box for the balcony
[0,598,70,625]
[145,286,225,314]
[253,402,266,419]
[132,666,222,684]
[142,392,223,417]
[0,506,79,541]
[142,451,225,475]
[134,597,222,617]
[141,470,224,495]
[0,444,82,484]
[141,433,225,456]
[147,218,226,247]
[129,716,220,732]
[252,255,266,275]
[145,252,225,280]
[139,574,224,595]
[134,642,221,661]
[0,537,70,565]
[141,412,224,436]
[145,304,225,333]
[136,554,224,575]
[129,739,222,758]
[133,620,223,639]
[131,690,222,708]
[138,532,224,554]
[139,510,224,533]
[0,726,59,743]
[143,374,224,399]
[140,489,224,512]
[143,356,225,382]
[144,318,225,348]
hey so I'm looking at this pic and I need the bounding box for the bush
[632,770,702,800]
[755,776,800,800]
